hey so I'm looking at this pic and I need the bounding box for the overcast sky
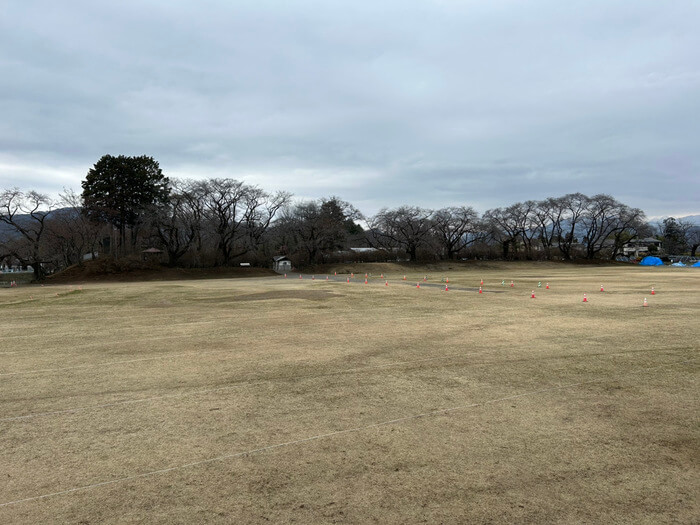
[1,0,698,217]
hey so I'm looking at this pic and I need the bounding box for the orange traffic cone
[365,273,368,278]
[334,271,337,276]
[299,274,303,279]
[651,287,655,295]
[326,276,329,280]
[423,276,427,282]
[364,278,368,284]
[446,277,449,283]
[531,290,536,298]
[385,280,388,286]
[380,273,384,278]
[510,280,514,287]
[403,275,406,280]
[600,285,604,292]
[583,293,588,303]
[480,278,483,286]
[351,273,354,278]
[643,297,649,307]
[416,282,421,288]
[478,286,483,294]
[445,284,449,291]
[347,277,350,283]
[284,273,287,278]
[545,282,549,289]
[312,275,315,280]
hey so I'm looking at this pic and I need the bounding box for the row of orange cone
[582,292,651,306]
[284,273,656,305]
[287,273,656,292]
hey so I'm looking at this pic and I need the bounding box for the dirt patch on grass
[233,289,341,302]
[169,289,342,306]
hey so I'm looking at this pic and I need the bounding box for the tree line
[1,155,698,280]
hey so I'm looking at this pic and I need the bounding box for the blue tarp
[693,261,700,267]
[639,256,664,266]
[671,262,686,267]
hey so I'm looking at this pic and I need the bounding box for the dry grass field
[0,262,698,524]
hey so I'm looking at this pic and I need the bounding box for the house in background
[272,255,292,273]
[622,237,663,257]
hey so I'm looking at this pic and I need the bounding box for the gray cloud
[1,0,698,216]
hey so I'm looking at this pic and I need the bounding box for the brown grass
[0,263,698,524]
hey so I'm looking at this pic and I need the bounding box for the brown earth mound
[47,259,276,284]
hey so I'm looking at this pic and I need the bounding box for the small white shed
[272,255,292,273]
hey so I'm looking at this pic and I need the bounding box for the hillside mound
[315,260,584,275]
[48,259,276,284]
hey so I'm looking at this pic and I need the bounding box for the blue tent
[693,261,700,267]
[639,256,664,266]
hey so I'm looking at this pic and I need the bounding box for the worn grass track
[0,262,698,524]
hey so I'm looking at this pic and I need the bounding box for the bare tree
[530,198,565,259]
[671,218,700,257]
[46,188,106,267]
[608,206,648,259]
[274,197,356,265]
[682,222,700,257]
[199,178,290,265]
[240,187,292,260]
[431,206,481,259]
[200,179,249,265]
[483,205,523,259]
[0,189,56,280]
[278,201,325,264]
[514,201,541,258]
[151,179,206,266]
[578,195,629,259]
[554,193,589,260]
[368,206,433,261]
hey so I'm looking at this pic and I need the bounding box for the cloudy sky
[1,0,698,217]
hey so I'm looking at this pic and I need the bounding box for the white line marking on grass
[2,341,446,377]
[0,333,200,351]
[0,352,488,421]
[0,352,197,377]
[1,347,691,417]
[0,381,599,507]
[1,358,693,509]
[0,318,239,342]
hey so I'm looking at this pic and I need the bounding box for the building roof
[625,237,662,245]
[272,255,290,262]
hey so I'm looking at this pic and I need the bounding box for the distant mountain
[0,217,25,240]
[679,215,700,226]
[0,208,73,242]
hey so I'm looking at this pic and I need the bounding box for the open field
[1,262,698,524]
